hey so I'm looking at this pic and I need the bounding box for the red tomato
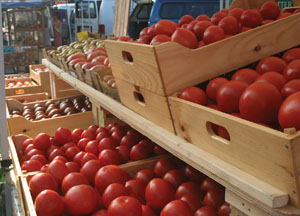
[47,160,69,183]
[175,182,204,199]
[216,81,248,113]
[135,169,156,184]
[116,145,131,163]
[260,1,280,20]
[206,77,228,101]
[61,142,76,152]
[284,60,300,81]
[49,149,65,161]
[218,16,239,35]
[61,172,89,194]
[228,8,244,21]
[154,158,177,177]
[65,185,99,215]
[120,134,137,149]
[111,130,125,142]
[73,151,85,166]
[180,194,202,213]
[211,12,227,25]
[108,196,142,216]
[281,79,300,99]
[138,35,151,44]
[22,160,43,172]
[241,9,262,27]
[201,177,224,192]
[217,126,230,140]
[24,145,36,157]
[187,20,199,33]
[203,26,225,45]
[125,179,147,203]
[55,127,72,145]
[239,82,282,123]
[81,129,96,140]
[22,138,33,151]
[179,15,194,26]
[218,202,231,216]
[171,28,198,49]
[65,146,80,161]
[92,209,108,216]
[33,133,51,150]
[35,190,64,216]
[161,199,193,216]
[142,205,157,216]
[118,36,132,42]
[98,138,118,152]
[150,34,171,45]
[241,26,252,32]
[130,143,149,161]
[231,68,259,84]
[85,140,99,156]
[261,19,274,24]
[139,140,154,154]
[184,165,206,183]
[163,169,186,189]
[145,178,175,209]
[179,86,207,105]
[203,189,225,210]
[52,156,67,164]
[256,56,287,74]
[194,206,217,216]
[282,48,300,64]
[96,127,108,134]
[30,154,47,165]
[196,15,210,21]
[98,149,121,166]
[81,152,97,166]
[255,71,287,90]
[278,92,300,130]
[65,161,80,172]
[96,131,110,141]
[26,149,44,160]
[155,20,177,36]
[46,145,58,157]
[80,159,101,183]
[102,183,129,208]
[29,173,58,198]
[127,129,143,140]
[95,165,131,194]
[277,12,292,19]
[193,21,213,40]
[147,25,157,40]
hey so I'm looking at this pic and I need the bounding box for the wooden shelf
[43,59,299,215]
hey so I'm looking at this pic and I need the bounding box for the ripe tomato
[92,209,108,216]
[193,21,213,40]
[260,1,280,20]
[218,202,231,216]
[96,131,111,141]
[262,19,274,24]
[111,130,125,142]
[95,165,131,194]
[145,178,175,209]
[85,140,99,156]
[203,189,225,210]
[98,138,118,152]
[88,125,99,133]
[116,145,131,163]
[255,72,287,90]
[277,12,292,19]
[175,182,204,199]
[241,9,262,27]
[22,160,43,172]
[161,199,193,216]
[139,140,154,154]
[80,159,101,183]
[281,79,300,99]
[196,15,210,21]
[108,196,142,216]
[231,68,259,84]
[30,154,47,165]
[186,21,198,33]
[65,185,99,215]
[211,12,227,25]
[239,82,282,123]
[49,148,65,161]
[282,48,300,64]
[194,206,217,216]
[96,127,108,134]
[29,173,58,198]
[65,146,80,161]
[150,34,171,45]
[22,138,33,151]
[61,142,76,152]
[73,151,85,166]
[147,25,158,39]
[81,129,96,140]
[81,152,98,166]
[61,172,89,194]
[163,169,186,189]
[216,81,248,113]
[53,155,68,163]
[184,165,206,183]
[35,190,64,216]
[179,86,207,105]
[203,26,225,45]
[77,138,89,150]
[218,16,239,35]
[26,149,44,160]
[125,179,147,203]
[206,77,228,101]
[130,143,149,161]
[138,35,151,44]
[65,161,80,172]
[217,126,230,140]
[155,20,177,36]
[142,205,157,216]
[171,28,198,49]
[135,169,156,184]
[47,160,69,183]
[201,177,224,192]
[154,158,177,177]
[154,145,168,155]
[33,133,51,150]
[180,194,203,213]
[228,8,244,21]
[256,56,287,74]
[98,149,121,166]
[55,127,72,145]
[284,60,300,81]
[102,183,129,208]
[278,92,300,130]
[179,15,194,26]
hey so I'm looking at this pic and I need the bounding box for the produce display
[5,80,36,88]
[103,75,117,89]
[9,96,92,121]
[178,47,300,137]
[31,65,49,73]
[5,74,29,80]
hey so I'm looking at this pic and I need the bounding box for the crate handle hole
[206,122,231,144]
[122,51,133,63]
[134,91,145,106]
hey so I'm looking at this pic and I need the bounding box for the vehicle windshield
[76,1,96,18]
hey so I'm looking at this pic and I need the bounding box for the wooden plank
[113,0,131,36]
[8,135,26,178]
[42,59,292,212]
[19,176,37,216]
[6,93,49,102]
[5,85,43,97]
[29,64,51,96]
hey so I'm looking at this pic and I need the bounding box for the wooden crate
[6,93,49,103]
[5,77,43,96]
[105,12,300,133]
[29,64,51,96]
[42,48,61,67]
